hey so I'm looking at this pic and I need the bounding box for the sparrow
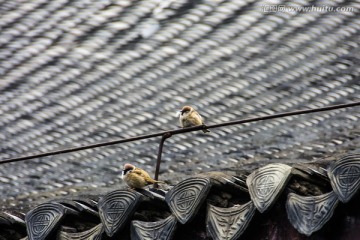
[122,163,163,189]
[177,106,210,133]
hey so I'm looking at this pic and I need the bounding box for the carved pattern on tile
[98,190,140,237]
[57,223,103,240]
[131,215,177,240]
[26,203,64,240]
[207,201,256,240]
[165,177,211,224]
[286,191,339,236]
[328,154,360,203]
[246,163,292,212]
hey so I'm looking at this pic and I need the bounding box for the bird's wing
[196,112,203,121]
[192,111,204,124]
[132,169,148,177]
[132,169,156,183]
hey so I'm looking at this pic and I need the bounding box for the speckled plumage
[178,106,210,133]
[122,163,163,189]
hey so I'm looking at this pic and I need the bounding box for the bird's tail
[148,178,165,184]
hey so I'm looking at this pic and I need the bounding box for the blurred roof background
[0,0,359,208]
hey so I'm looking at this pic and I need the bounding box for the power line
[1,101,359,165]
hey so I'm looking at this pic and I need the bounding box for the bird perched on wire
[122,163,164,189]
[177,106,210,133]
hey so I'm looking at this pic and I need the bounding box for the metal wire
[1,101,359,165]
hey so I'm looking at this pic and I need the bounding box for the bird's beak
[176,110,182,117]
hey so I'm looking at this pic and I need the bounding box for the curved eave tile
[286,191,339,236]
[206,201,256,240]
[328,154,360,203]
[25,202,65,240]
[56,223,104,240]
[98,189,142,237]
[246,163,292,213]
[165,177,212,224]
[131,215,177,240]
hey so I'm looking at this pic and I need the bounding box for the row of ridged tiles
[1,154,359,239]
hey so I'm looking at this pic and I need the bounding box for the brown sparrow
[122,163,163,189]
[177,106,210,133]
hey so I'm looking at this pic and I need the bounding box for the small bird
[177,106,210,133]
[122,163,163,189]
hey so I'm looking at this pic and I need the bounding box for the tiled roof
[0,0,359,239]
[1,154,360,239]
